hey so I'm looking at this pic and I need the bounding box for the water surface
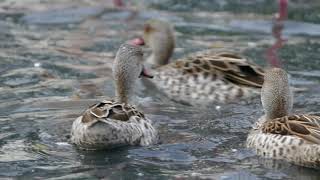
[0,0,320,179]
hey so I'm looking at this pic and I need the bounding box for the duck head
[141,19,175,68]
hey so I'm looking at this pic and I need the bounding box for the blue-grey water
[0,0,320,179]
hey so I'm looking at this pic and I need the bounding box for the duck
[71,43,158,150]
[246,68,320,168]
[139,19,265,106]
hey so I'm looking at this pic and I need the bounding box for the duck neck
[262,75,293,120]
[114,78,133,104]
[113,63,136,104]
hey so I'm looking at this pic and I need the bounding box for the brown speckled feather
[71,99,158,150]
[262,115,320,144]
[81,100,144,124]
[162,51,264,88]
[151,51,265,105]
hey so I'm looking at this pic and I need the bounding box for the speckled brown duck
[141,19,265,106]
[246,68,320,168]
[71,43,158,150]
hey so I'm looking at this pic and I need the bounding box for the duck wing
[163,51,265,88]
[81,100,144,124]
[262,115,320,144]
[199,51,265,88]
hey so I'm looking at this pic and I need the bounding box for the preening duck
[246,68,320,168]
[71,43,158,150]
[140,19,265,106]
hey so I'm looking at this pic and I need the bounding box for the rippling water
[0,0,320,179]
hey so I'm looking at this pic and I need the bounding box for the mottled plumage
[247,68,320,168]
[151,51,264,105]
[71,100,158,150]
[142,20,265,105]
[71,44,158,150]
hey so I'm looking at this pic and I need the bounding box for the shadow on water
[0,0,320,179]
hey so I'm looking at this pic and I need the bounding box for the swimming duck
[246,68,320,168]
[71,43,158,150]
[140,19,265,106]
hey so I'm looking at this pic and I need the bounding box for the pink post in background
[113,0,124,7]
[265,0,288,67]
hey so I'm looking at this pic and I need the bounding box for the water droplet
[34,62,41,67]
[231,149,237,152]
[56,142,71,146]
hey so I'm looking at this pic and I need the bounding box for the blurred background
[0,0,319,179]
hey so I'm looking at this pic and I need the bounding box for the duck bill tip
[128,37,145,46]
[140,68,153,78]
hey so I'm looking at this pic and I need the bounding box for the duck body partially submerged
[247,68,320,169]
[141,19,265,106]
[151,51,264,105]
[71,100,158,150]
[71,44,158,150]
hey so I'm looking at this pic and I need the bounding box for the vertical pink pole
[265,0,288,67]
[113,0,124,7]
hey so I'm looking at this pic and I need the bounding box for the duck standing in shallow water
[139,19,265,106]
[246,68,320,168]
[71,43,158,150]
